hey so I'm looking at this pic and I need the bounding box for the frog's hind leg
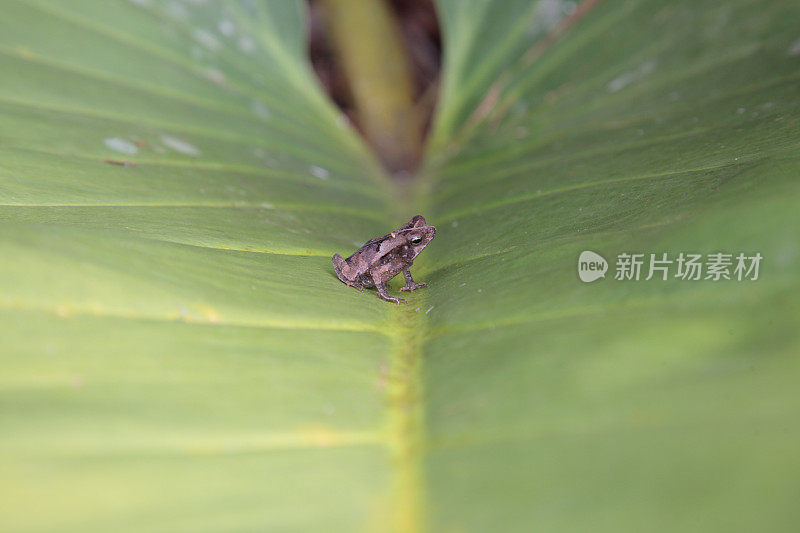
[332,254,347,282]
[332,254,363,291]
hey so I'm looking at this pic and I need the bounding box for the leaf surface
[1,0,799,531]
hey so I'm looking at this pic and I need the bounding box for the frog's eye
[409,236,423,246]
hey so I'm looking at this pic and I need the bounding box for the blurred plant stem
[320,0,423,175]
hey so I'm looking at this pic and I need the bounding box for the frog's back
[346,233,391,264]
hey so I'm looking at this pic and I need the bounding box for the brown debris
[308,0,441,174]
[103,159,137,167]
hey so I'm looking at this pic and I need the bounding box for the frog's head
[400,215,436,258]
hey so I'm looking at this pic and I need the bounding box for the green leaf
[2,0,799,532]
[423,0,800,531]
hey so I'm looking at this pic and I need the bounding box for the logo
[578,251,608,282]
[578,251,762,283]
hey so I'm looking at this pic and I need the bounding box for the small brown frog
[332,215,436,304]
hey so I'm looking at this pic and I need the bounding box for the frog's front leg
[375,280,405,304]
[399,269,428,292]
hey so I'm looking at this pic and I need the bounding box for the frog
[332,215,436,304]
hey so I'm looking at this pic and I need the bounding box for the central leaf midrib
[382,182,432,533]
[386,308,427,533]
